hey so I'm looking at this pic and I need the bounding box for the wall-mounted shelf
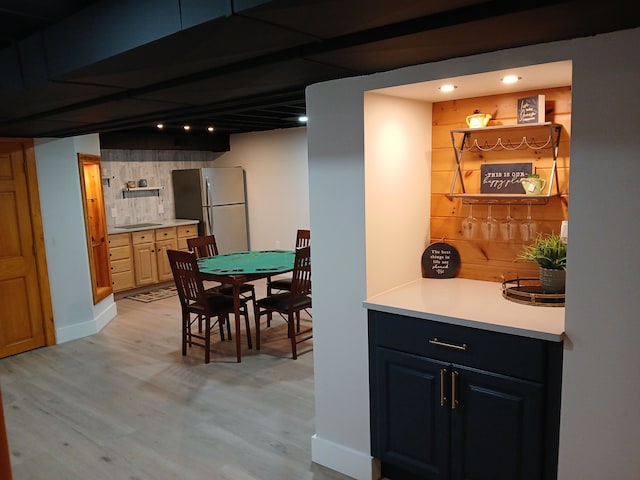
[121,186,164,198]
[449,122,562,205]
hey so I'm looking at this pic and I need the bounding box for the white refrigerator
[172,167,248,253]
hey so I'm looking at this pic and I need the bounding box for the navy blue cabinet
[368,310,562,480]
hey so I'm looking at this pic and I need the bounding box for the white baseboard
[311,434,377,480]
[55,299,117,343]
[95,301,117,332]
[55,319,98,344]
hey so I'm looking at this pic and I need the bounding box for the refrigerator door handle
[207,207,214,235]
[203,176,212,207]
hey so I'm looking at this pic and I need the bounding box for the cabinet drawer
[369,310,547,382]
[108,233,130,247]
[132,230,155,244]
[177,224,198,237]
[112,271,135,292]
[177,237,190,250]
[110,258,132,274]
[109,245,131,261]
[155,227,176,241]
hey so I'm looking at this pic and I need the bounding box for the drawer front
[155,227,177,241]
[108,233,130,247]
[177,224,198,238]
[369,310,547,382]
[132,230,155,244]
[177,237,190,250]
[109,245,131,261]
[110,258,132,274]
[112,271,135,292]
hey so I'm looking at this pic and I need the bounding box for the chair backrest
[296,229,310,248]
[167,249,208,308]
[187,235,219,258]
[290,245,311,298]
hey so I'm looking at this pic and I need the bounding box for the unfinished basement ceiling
[0,0,637,140]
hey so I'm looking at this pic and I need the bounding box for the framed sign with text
[421,242,461,279]
[480,162,532,194]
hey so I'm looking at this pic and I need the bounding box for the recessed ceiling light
[439,84,457,92]
[183,125,191,131]
[502,75,521,84]
[207,126,215,132]
[298,115,308,123]
[156,123,164,129]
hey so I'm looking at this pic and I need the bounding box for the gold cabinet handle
[440,369,448,407]
[429,338,468,351]
[451,371,459,409]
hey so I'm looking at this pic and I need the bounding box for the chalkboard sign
[517,94,545,124]
[480,163,532,194]
[421,242,461,279]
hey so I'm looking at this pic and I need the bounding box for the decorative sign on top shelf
[421,242,461,279]
[480,162,532,194]
[517,94,545,124]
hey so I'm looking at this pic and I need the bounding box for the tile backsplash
[101,149,222,228]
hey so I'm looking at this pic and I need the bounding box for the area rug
[126,286,178,303]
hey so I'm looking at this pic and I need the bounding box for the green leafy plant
[518,232,567,270]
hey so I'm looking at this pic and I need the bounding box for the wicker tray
[501,274,565,307]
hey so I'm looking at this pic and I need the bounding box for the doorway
[0,139,55,358]
[78,153,113,304]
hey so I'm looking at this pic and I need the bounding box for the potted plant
[518,232,567,293]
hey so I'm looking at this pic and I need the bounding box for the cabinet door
[155,238,177,281]
[450,366,544,480]
[133,243,158,286]
[372,347,450,479]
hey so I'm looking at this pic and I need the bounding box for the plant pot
[539,267,566,294]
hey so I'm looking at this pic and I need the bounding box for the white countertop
[363,278,565,342]
[108,219,199,235]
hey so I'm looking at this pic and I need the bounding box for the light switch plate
[158,204,164,213]
[110,207,117,217]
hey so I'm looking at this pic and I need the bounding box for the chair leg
[244,307,252,350]
[204,316,211,364]
[182,311,188,355]
[289,312,297,360]
[254,304,262,350]
[296,310,301,333]
[225,314,232,341]
[218,317,226,341]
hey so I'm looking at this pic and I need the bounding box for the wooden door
[78,154,112,303]
[155,238,177,281]
[133,243,158,286]
[0,139,55,358]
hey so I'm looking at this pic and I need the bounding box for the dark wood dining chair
[187,235,256,308]
[254,245,312,359]
[167,249,252,364]
[266,229,310,295]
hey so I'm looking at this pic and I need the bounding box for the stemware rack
[449,123,563,205]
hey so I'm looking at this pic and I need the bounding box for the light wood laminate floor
[0,280,352,480]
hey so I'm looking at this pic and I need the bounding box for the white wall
[364,93,432,297]
[307,28,640,480]
[214,127,310,250]
[34,134,117,342]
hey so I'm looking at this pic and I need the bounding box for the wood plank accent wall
[430,87,571,282]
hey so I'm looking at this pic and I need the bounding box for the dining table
[197,249,295,362]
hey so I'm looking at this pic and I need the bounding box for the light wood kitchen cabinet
[154,227,177,281]
[177,224,198,251]
[108,233,135,292]
[131,227,178,286]
[110,223,196,291]
[132,230,158,286]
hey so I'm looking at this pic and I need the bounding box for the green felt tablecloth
[197,250,294,275]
